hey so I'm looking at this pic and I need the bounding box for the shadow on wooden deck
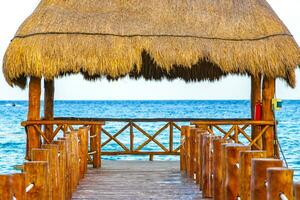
[72,160,207,200]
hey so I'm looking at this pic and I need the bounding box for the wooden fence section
[21,120,104,167]
[180,126,299,200]
[0,127,90,200]
[22,118,276,160]
[192,120,276,153]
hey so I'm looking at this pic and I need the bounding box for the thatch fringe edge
[3,34,300,88]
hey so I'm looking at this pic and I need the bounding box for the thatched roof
[3,0,300,88]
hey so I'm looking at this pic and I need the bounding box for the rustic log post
[251,158,283,200]
[223,144,250,200]
[221,143,228,200]
[44,79,54,141]
[262,76,275,157]
[251,75,262,149]
[266,168,293,200]
[78,127,89,178]
[198,128,208,190]
[90,125,101,168]
[0,175,12,200]
[295,182,300,200]
[24,161,50,200]
[69,131,80,191]
[12,173,26,200]
[31,148,52,199]
[239,150,267,200]
[58,135,72,199]
[185,126,192,177]
[26,77,41,160]
[212,137,226,200]
[195,129,201,185]
[201,134,215,198]
[53,140,67,200]
[190,128,197,180]
[149,154,154,161]
[180,126,188,172]
[42,144,59,200]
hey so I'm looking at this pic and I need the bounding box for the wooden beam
[262,76,275,157]
[26,77,41,160]
[251,75,262,118]
[44,79,54,140]
[251,75,262,149]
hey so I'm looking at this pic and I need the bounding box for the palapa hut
[2,0,300,159]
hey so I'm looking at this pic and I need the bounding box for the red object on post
[254,102,262,120]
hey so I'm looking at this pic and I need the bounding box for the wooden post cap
[266,167,293,200]
[239,150,267,200]
[251,158,283,200]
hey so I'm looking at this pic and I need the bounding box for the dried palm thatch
[3,0,300,88]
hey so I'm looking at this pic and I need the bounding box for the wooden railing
[191,119,276,150]
[21,118,276,160]
[0,128,90,199]
[21,119,104,167]
[181,126,298,200]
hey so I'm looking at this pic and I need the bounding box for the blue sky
[0,1,299,100]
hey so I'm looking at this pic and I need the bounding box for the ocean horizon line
[0,99,300,102]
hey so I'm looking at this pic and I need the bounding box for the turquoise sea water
[0,100,299,179]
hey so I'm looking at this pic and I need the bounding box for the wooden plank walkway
[72,160,206,200]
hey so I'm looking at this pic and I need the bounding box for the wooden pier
[0,119,300,199]
[72,161,205,200]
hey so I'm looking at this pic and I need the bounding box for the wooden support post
[70,131,80,191]
[78,127,88,179]
[26,77,41,160]
[53,140,67,200]
[31,148,52,199]
[202,134,214,198]
[262,76,275,157]
[58,135,72,199]
[195,129,202,185]
[239,150,266,200]
[224,144,250,200]
[266,168,293,200]
[149,154,154,161]
[190,128,197,180]
[130,122,134,151]
[180,126,188,172]
[169,122,173,152]
[295,182,300,200]
[213,137,226,200]
[251,158,283,200]
[91,125,101,168]
[44,79,54,141]
[220,143,230,200]
[24,161,50,200]
[198,128,208,190]
[42,144,59,200]
[185,127,192,178]
[251,75,262,149]
[12,173,26,200]
[0,175,12,200]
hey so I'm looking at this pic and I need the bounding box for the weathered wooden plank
[72,161,208,200]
